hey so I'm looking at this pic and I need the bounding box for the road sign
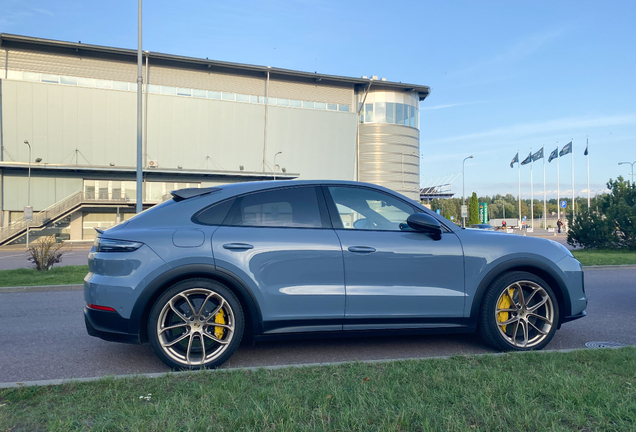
[479,203,489,224]
[560,200,567,208]
[24,206,33,222]
[436,209,440,214]
[461,205,468,218]
[522,216,527,222]
[450,216,455,220]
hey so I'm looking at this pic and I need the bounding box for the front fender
[465,253,574,327]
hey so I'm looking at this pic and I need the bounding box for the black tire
[148,278,244,370]
[479,271,559,351]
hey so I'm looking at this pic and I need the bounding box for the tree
[468,192,479,225]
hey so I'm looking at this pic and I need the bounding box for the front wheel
[479,271,559,351]
[148,279,244,370]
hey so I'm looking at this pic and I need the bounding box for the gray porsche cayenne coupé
[84,181,587,369]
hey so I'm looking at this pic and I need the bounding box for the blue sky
[2,0,634,198]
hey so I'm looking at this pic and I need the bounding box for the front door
[323,186,465,331]
[212,186,345,334]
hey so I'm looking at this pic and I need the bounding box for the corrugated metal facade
[149,64,266,96]
[3,49,136,82]
[359,123,420,200]
[269,78,353,106]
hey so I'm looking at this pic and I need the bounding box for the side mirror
[407,213,442,240]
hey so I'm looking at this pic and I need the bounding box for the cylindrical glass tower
[357,90,421,200]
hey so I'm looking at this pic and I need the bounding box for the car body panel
[212,226,346,331]
[334,230,465,324]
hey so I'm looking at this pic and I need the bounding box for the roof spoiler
[171,187,221,202]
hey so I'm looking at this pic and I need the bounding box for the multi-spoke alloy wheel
[494,281,554,348]
[479,271,559,351]
[148,279,243,370]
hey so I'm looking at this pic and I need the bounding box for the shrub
[567,177,636,250]
[27,236,65,271]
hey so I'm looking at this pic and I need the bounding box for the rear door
[212,186,345,334]
[323,186,465,330]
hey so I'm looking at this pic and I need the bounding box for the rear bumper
[84,306,141,344]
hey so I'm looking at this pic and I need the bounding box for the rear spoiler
[170,187,221,202]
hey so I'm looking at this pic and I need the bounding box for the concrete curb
[0,284,83,293]
[0,345,631,389]
[582,264,636,270]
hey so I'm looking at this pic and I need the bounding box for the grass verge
[572,249,636,266]
[0,265,88,287]
[1,348,635,431]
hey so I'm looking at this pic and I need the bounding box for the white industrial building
[0,34,430,244]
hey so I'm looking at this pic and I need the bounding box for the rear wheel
[148,278,244,370]
[479,271,559,351]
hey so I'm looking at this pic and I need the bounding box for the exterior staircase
[0,191,135,245]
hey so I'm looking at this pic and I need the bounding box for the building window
[338,104,350,112]
[60,76,78,86]
[193,89,206,98]
[177,87,192,96]
[222,92,235,100]
[315,102,326,110]
[327,103,338,111]
[364,103,373,122]
[148,84,161,93]
[209,91,222,99]
[41,74,59,84]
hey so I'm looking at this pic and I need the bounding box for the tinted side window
[327,186,416,231]
[194,198,235,225]
[226,187,322,228]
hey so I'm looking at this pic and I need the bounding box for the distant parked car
[469,224,496,231]
[84,181,587,370]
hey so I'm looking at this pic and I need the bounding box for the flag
[532,147,544,161]
[521,152,532,166]
[548,147,558,163]
[584,143,588,156]
[559,140,572,156]
[510,152,519,168]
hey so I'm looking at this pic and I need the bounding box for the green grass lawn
[572,249,636,266]
[1,348,635,432]
[0,265,88,287]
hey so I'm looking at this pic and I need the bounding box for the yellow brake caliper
[214,308,226,339]
[497,287,514,332]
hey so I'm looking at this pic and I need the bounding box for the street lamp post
[273,151,282,180]
[462,155,473,228]
[23,140,31,247]
[618,161,636,184]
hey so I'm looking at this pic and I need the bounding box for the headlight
[94,237,143,252]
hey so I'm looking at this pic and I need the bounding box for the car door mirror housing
[407,213,442,239]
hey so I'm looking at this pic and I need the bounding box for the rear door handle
[348,246,376,254]
[223,243,254,250]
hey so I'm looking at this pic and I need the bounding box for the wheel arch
[130,264,263,343]
[469,259,571,328]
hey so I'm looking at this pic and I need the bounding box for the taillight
[94,237,143,252]
[87,303,117,312]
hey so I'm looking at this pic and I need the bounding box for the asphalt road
[1,268,633,384]
[0,247,91,270]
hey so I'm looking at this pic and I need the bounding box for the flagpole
[571,138,575,219]
[587,136,590,210]
[517,151,521,229]
[543,145,546,229]
[530,148,534,229]
[556,142,560,224]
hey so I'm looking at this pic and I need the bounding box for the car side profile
[84,181,587,369]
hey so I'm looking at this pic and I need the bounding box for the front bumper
[561,310,587,324]
[84,306,141,344]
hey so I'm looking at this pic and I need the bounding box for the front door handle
[223,243,254,250]
[348,246,376,254]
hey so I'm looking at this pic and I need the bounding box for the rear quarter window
[192,198,235,225]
